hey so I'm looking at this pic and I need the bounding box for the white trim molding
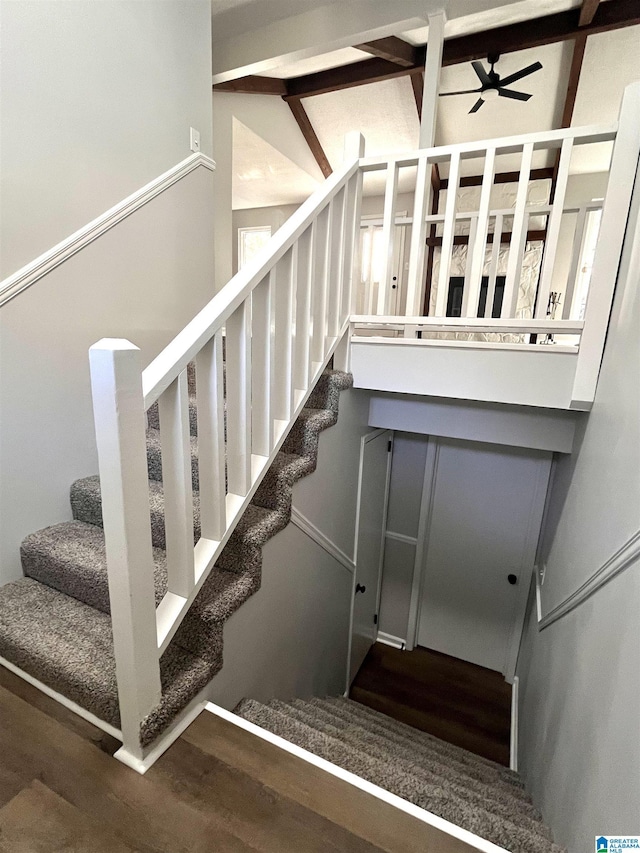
[509,676,519,772]
[376,633,406,650]
[204,702,510,853]
[0,153,216,307]
[291,507,355,574]
[385,530,418,547]
[538,528,640,630]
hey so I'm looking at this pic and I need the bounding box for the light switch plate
[190,127,200,153]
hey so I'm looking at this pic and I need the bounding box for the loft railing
[87,83,639,765]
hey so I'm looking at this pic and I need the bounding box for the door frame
[405,436,551,682]
[346,428,393,691]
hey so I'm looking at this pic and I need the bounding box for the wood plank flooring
[350,644,512,766]
[0,665,480,853]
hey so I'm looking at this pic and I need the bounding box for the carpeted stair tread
[328,695,522,784]
[251,451,314,512]
[289,697,536,812]
[0,579,222,743]
[234,698,564,853]
[320,696,527,800]
[147,392,198,436]
[21,520,168,615]
[270,699,546,834]
[146,428,200,491]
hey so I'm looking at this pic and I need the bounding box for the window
[238,226,272,269]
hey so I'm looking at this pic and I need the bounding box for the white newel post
[89,339,162,758]
[334,131,365,373]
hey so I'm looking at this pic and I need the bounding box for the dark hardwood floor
[350,644,512,766]
[0,665,478,853]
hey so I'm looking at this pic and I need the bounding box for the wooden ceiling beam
[579,0,601,27]
[213,75,287,95]
[213,0,638,99]
[410,71,424,120]
[286,99,333,178]
[354,36,419,67]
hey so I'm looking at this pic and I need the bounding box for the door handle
[356,583,366,594]
[507,574,518,585]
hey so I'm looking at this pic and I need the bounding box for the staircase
[0,369,352,749]
[235,696,565,853]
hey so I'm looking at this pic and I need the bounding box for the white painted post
[503,142,534,318]
[226,300,252,496]
[196,332,227,540]
[89,339,161,759]
[464,147,496,317]
[343,131,365,318]
[378,163,400,315]
[572,81,640,407]
[535,137,574,318]
[434,151,460,317]
[420,10,446,149]
[158,370,195,598]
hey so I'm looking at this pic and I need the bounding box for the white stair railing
[89,133,364,762]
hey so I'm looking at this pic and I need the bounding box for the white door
[357,225,406,316]
[417,439,551,674]
[349,430,392,684]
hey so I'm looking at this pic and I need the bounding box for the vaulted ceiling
[211,0,640,208]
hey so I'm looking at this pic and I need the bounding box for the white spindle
[535,137,574,318]
[485,213,503,318]
[196,333,226,540]
[293,229,313,392]
[464,147,496,317]
[563,205,589,319]
[158,370,195,598]
[503,142,534,317]
[378,162,400,315]
[344,132,365,317]
[89,339,161,758]
[251,275,274,456]
[226,300,252,496]
[405,155,432,318]
[340,175,358,323]
[434,151,461,317]
[273,248,295,421]
[311,207,330,365]
[327,188,346,336]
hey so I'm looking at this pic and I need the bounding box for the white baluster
[343,132,365,318]
[485,213,503,318]
[563,205,589,319]
[327,188,346,337]
[503,142,534,318]
[273,248,295,422]
[251,275,274,457]
[311,206,330,365]
[535,137,574,319]
[405,154,432,318]
[196,332,226,540]
[464,146,495,317]
[226,300,252,496]
[158,370,195,598]
[378,163,400,315]
[293,229,313,394]
[434,151,461,317]
[89,339,161,759]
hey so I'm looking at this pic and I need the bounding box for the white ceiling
[223,1,640,209]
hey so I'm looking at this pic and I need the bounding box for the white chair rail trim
[538,527,640,630]
[290,507,356,575]
[0,152,216,308]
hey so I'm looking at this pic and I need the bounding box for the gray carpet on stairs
[234,696,566,853]
[0,369,353,749]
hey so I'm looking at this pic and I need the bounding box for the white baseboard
[376,632,406,650]
[510,675,519,772]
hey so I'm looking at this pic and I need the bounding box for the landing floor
[0,666,477,853]
[350,644,512,766]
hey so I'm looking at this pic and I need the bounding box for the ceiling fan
[440,53,543,114]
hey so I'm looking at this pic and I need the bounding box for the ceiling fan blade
[471,60,492,87]
[498,88,532,101]
[439,88,481,96]
[497,61,543,88]
[469,98,485,114]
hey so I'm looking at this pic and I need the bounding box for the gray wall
[516,158,640,852]
[0,0,213,278]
